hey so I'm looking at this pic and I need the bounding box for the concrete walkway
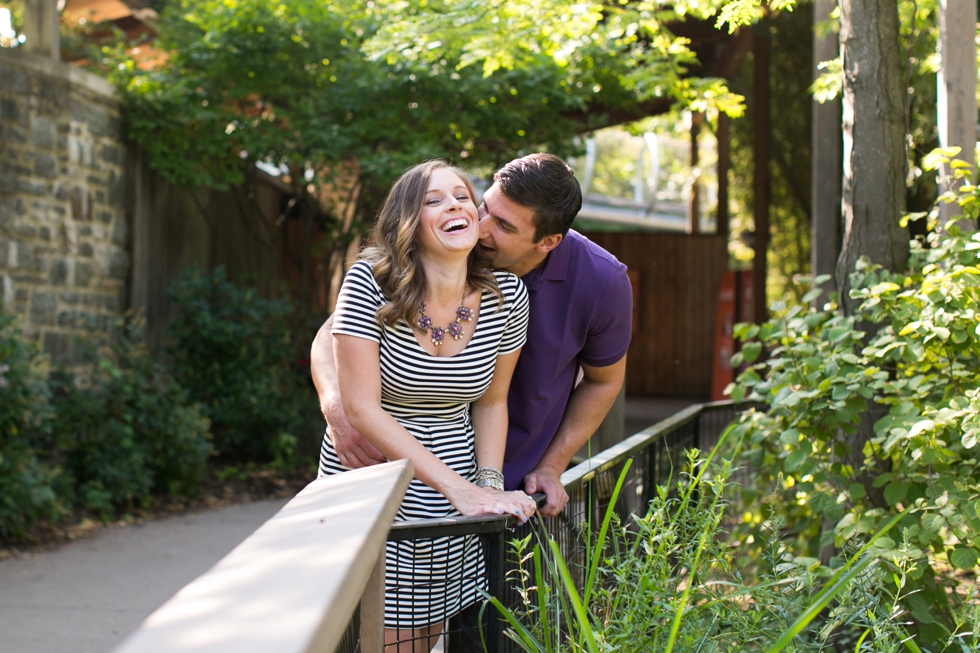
[0,499,288,653]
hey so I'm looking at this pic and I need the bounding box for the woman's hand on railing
[450,485,537,525]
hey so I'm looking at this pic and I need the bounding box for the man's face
[478,183,546,277]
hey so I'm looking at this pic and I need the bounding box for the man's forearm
[313,315,386,467]
[311,316,339,409]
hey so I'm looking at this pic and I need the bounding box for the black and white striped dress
[318,260,529,628]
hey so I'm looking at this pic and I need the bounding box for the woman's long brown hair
[360,160,502,330]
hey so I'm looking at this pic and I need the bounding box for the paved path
[0,499,288,653]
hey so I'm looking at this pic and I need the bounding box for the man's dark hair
[494,153,582,241]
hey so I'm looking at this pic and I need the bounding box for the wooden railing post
[359,548,386,653]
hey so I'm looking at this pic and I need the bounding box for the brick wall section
[0,51,129,364]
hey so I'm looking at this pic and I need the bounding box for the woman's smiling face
[416,167,480,257]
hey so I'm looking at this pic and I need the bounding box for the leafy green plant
[52,317,211,519]
[108,0,744,195]
[99,0,750,314]
[167,266,311,462]
[726,160,980,641]
[486,438,921,652]
[0,305,65,538]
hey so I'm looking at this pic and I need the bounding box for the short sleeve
[498,274,529,355]
[579,266,632,367]
[331,261,385,343]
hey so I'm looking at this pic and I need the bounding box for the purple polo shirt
[502,230,633,490]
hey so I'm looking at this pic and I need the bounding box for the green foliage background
[727,173,980,640]
[0,269,314,539]
[50,323,212,520]
[166,267,311,462]
[0,309,63,539]
[496,452,973,652]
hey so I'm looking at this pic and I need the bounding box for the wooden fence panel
[129,148,282,345]
[580,231,728,398]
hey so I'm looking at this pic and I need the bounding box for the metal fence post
[645,438,658,506]
[693,411,702,453]
[486,530,504,653]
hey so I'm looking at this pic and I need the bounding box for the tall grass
[484,429,979,652]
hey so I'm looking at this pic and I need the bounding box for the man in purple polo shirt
[477,154,632,513]
[310,153,632,517]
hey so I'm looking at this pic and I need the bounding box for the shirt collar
[520,230,572,290]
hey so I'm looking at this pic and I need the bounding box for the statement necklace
[417,290,473,346]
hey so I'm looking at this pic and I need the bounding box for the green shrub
[52,319,211,519]
[166,266,309,461]
[0,306,65,538]
[726,160,980,641]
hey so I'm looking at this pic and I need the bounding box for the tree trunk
[836,0,908,314]
[830,1,907,556]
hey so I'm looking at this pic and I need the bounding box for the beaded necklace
[417,289,473,346]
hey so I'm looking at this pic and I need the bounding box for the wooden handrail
[112,459,414,653]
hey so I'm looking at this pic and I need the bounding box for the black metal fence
[336,401,744,653]
[338,604,361,653]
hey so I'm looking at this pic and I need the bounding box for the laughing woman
[317,160,536,652]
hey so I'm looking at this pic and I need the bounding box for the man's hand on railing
[523,464,569,518]
[324,396,387,468]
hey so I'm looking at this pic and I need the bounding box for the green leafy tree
[728,163,980,641]
[363,0,745,120]
[104,0,747,310]
[112,0,744,194]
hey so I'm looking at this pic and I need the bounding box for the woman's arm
[470,348,521,471]
[335,334,534,520]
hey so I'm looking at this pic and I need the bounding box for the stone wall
[0,50,129,364]
[0,49,348,360]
